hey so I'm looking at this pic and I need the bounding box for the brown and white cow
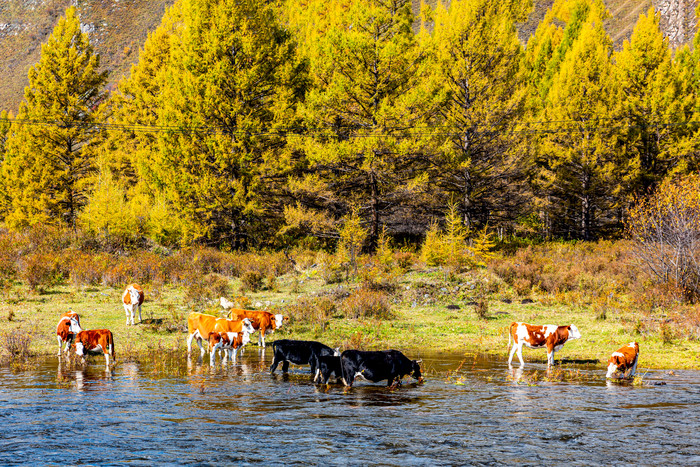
[208,331,251,365]
[508,322,581,367]
[228,308,286,347]
[186,312,254,357]
[606,342,640,380]
[74,329,115,366]
[122,283,145,325]
[56,310,82,356]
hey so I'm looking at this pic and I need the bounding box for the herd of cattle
[54,283,641,385]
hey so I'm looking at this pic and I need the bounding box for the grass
[1,262,699,371]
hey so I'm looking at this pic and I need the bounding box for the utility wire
[1,116,699,138]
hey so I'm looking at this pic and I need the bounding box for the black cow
[270,339,339,375]
[340,349,422,387]
[314,355,342,384]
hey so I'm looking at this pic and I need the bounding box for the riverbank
[1,265,699,370]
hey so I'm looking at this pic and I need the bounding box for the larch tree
[149,0,305,247]
[286,0,426,250]
[0,6,107,230]
[80,2,185,247]
[421,0,530,231]
[611,7,689,199]
[537,19,617,240]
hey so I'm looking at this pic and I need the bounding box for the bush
[626,174,700,303]
[1,329,32,358]
[240,271,263,293]
[20,253,65,292]
[341,288,392,319]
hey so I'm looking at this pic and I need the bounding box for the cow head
[241,330,251,347]
[242,318,255,335]
[127,286,141,306]
[274,314,285,329]
[606,353,625,378]
[568,324,581,340]
[74,333,86,357]
[68,317,82,335]
[411,359,423,382]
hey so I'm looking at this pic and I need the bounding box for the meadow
[1,232,698,370]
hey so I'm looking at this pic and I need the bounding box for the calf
[74,329,115,366]
[208,331,251,365]
[606,342,640,380]
[122,283,145,325]
[56,311,82,355]
[340,350,422,387]
[270,339,339,375]
[187,312,254,357]
[229,309,286,347]
[508,322,581,367]
[314,355,342,384]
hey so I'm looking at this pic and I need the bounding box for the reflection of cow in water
[340,350,422,387]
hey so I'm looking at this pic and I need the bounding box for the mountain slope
[0,0,696,113]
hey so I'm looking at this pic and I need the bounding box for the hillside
[0,0,696,113]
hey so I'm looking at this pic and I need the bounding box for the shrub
[1,329,31,358]
[341,288,392,319]
[66,251,106,287]
[20,253,65,292]
[240,271,263,293]
[626,174,700,303]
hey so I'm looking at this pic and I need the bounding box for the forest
[0,0,699,252]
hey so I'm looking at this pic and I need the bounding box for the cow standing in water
[122,283,144,325]
[74,329,115,366]
[508,322,581,367]
[340,350,422,387]
[606,342,640,380]
[56,311,82,355]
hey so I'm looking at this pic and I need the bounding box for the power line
[1,116,699,138]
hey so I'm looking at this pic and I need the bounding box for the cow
[228,309,286,347]
[74,329,115,366]
[606,342,640,380]
[56,311,82,356]
[122,283,145,325]
[270,339,339,375]
[314,355,342,385]
[186,312,254,357]
[208,331,251,365]
[508,322,582,367]
[340,350,422,387]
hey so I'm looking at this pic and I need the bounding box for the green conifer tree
[287,0,424,250]
[421,0,530,230]
[611,7,687,197]
[537,20,616,240]
[0,7,107,229]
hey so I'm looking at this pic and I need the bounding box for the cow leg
[314,368,321,383]
[282,360,290,373]
[187,333,195,354]
[137,304,142,324]
[270,355,281,374]
[547,348,555,366]
[105,353,110,366]
[260,331,266,348]
[508,342,517,366]
[515,344,525,367]
[124,305,131,325]
[57,336,63,356]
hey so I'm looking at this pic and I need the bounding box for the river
[1,351,698,465]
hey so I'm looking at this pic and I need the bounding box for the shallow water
[1,350,699,465]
